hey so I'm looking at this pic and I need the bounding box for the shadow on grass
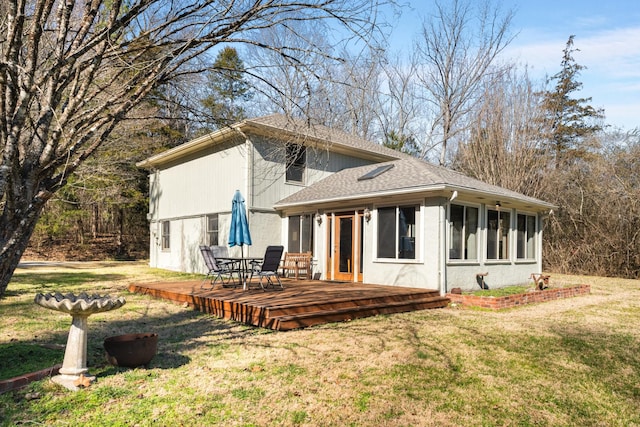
[6,272,126,297]
[5,297,259,380]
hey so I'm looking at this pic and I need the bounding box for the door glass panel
[359,215,364,274]
[339,217,353,273]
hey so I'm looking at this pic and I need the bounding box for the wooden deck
[128,279,450,331]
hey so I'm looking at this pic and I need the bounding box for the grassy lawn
[1,262,639,426]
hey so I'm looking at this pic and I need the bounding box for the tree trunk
[116,207,125,256]
[0,200,47,297]
[92,204,99,239]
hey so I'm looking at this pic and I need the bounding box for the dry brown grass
[1,262,639,426]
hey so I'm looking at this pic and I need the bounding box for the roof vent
[357,164,394,181]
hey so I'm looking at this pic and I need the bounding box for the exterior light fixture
[364,208,372,222]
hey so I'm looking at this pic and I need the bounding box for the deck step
[264,290,442,317]
[271,296,450,330]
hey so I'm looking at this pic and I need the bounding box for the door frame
[327,210,364,282]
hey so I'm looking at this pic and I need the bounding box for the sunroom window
[288,214,314,253]
[449,204,478,260]
[377,205,417,260]
[486,209,510,260]
[517,213,536,259]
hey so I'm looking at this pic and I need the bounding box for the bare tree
[453,67,553,199]
[0,0,388,296]
[245,22,385,141]
[375,51,424,155]
[414,0,514,165]
[543,129,640,278]
[244,19,334,118]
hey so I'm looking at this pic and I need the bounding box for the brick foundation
[446,285,590,310]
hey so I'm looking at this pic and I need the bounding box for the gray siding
[249,134,377,209]
[151,138,247,220]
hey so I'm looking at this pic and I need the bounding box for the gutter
[136,126,239,168]
[274,184,557,211]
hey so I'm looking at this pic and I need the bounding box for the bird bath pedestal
[34,292,126,391]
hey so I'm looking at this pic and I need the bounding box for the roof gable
[137,114,408,168]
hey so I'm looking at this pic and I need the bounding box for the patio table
[220,257,263,290]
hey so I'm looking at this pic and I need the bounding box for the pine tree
[200,47,253,130]
[539,35,605,167]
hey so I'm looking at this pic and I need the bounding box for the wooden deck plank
[128,279,449,330]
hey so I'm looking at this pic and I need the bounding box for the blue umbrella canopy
[229,190,252,251]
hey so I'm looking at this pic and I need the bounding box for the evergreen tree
[539,35,605,167]
[200,47,253,130]
[383,130,419,156]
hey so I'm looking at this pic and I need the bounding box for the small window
[206,214,219,246]
[487,209,510,260]
[377,205,417,260]
[161,221,170,250]
[286,144,306,183]
[517,213,536,259]
[449,204,478,260]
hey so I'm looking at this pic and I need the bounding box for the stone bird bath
[34,292,126,390]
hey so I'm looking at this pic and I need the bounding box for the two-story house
[137,114,555,293]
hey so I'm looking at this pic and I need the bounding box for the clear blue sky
[385,0,640,130]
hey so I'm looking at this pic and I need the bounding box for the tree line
[1,0,638,296]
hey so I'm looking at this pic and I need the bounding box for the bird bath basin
[34,292,126,390]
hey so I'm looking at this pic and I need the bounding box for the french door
[330,211,364,282]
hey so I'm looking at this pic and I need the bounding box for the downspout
[246,137,253,256]
[234,126,253,256]
[438,199,446,296]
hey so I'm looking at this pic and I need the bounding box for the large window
[206,214,219,246]
[288,214,314,253]
[161,221,170,250]
[449,204,478,260]
[377,205,417,260]
[286,144,306,183]
[487,209,510,260]
[517,213,537,259]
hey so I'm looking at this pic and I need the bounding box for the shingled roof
[274,157,554,210]
[243,114,413,162]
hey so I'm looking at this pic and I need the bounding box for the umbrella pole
[241,245,246,290]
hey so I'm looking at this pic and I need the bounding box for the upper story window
[206,214,219,246]
[449,204,478,260]
[161,221,171,250]
[486,208,510,260]
[517,213,537,260]
[377,205,417,260]
[286,143,306,183]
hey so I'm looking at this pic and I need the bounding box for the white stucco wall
[149,217,209,273]
[362,202,441,290]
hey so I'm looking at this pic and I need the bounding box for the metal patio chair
[199,245,236,290]
[249,245,284,290]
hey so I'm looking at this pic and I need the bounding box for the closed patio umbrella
[229,190,252,257]
[229,190,252,289]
